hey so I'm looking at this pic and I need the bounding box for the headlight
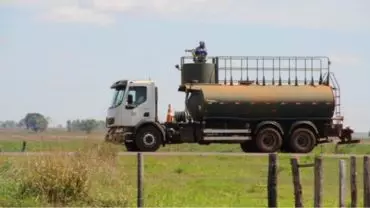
[106,117,115,125]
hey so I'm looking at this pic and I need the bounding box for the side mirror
[127,94,133,105]
[175,64,180,71]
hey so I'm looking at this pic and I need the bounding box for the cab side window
[127,86,147,106]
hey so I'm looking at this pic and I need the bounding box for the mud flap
[336,139,361,145]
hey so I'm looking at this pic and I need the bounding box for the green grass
[0,139,94,152]
[0,130,369,154]
[120,155,368,207]
[0,147,369,207]
[1,138,370,155]
[0,131,369,206]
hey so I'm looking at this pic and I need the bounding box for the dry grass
[0,129,103,141]
[3,142,133,207]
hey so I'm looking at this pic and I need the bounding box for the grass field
[0,150,369,207]
[0,130,369,207]
[1,130,370,154]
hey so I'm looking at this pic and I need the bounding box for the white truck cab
[106,79,158,127]
[105,79,164,152]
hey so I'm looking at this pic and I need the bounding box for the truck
[104,55,359,153]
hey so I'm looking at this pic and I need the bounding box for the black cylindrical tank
[181,63,216,84]
[185,84,335,121]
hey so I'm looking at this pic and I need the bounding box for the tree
[23,113,48,132]
[17,118,26,128]
[0,120,17,128]
[66,120,72,132]
[78,119,99,134]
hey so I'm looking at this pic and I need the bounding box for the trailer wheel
[280,140,292,153]
[255,127,283,153]
[135,126,162,152]
[240,140,258,153]
[289,128,316,153]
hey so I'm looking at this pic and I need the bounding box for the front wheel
[135,126,162,152]
[124,141,139,151]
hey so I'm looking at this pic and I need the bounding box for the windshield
[110,87,126,108]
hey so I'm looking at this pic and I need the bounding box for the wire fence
[129,153,370,208]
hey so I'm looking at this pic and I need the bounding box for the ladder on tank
[323,71,342,124]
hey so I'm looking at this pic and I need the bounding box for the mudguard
[254,121,284,136]
[289,121,319,136]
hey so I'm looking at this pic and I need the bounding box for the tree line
[0,113,106,134]
[2,113,370,136]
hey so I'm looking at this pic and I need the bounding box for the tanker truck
[104,55,359,153]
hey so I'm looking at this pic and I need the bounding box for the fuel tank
[185,84,335,121]
[181,63,216,84]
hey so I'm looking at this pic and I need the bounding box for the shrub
[17,152,90,205]
[14,142,128,206]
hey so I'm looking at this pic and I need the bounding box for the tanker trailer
[175,82,347,153]
[184,83,335,121]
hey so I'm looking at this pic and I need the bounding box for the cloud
[329,54,362,66]
[40,6,114,26]
[3,0,370,31]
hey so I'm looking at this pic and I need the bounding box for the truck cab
[106,79,157,127]
[105,79,165,151]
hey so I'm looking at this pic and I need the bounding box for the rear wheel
[135,126,162,152]
[240,140,258,153]
[289,128,316,153]
[255,127,283,153]
[280,139,292,153]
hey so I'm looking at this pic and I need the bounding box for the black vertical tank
[181,63,217,84]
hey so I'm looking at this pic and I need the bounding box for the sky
[0,0,370,132]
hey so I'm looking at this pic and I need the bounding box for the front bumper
[105,126,135,143]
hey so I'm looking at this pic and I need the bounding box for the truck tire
[289,128,316,153]
[135,126,162,152]
[124,141,139,152]
[255,127,283,153]
[280,139,292,153]
[240,140,258,153]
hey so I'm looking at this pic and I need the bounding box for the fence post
[350,156,357,208]
[21,141,26,152]
[291,157,303,208]
[339,159,346,208]
[268,153,277,208]
[364,156,370,207]
[137,152,144,208]
[314,156,323,208]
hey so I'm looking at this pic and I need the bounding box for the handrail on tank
[322,71,342,121]
[180,56,332,87]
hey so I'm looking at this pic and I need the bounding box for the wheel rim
[143,133,156,146]
[261,132,278,149]
[296,132,312,149]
